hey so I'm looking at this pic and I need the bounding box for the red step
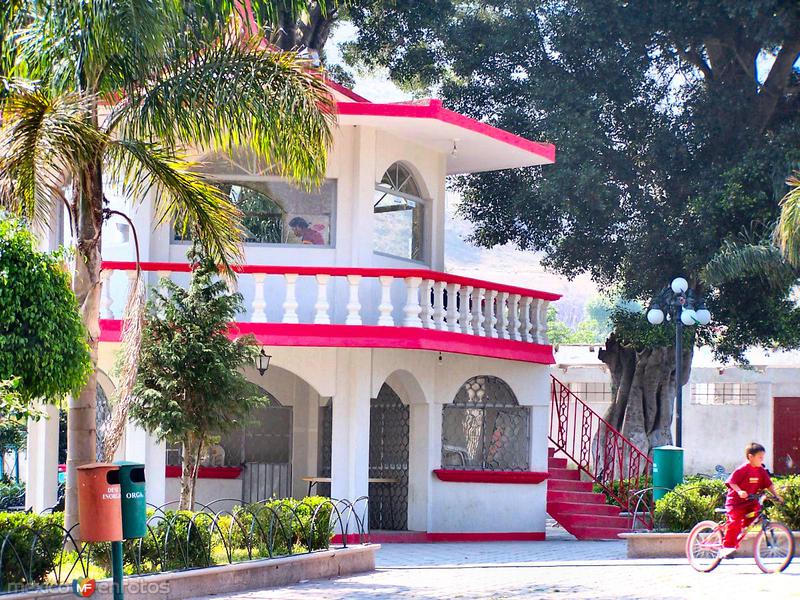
[548,467,581,481]
[547,501,622,517]
[547,478,594,492]
[547,457,568,469]
[564,525,628,540]
[547,490,605,504]
[550,512,632,529]
[548,447,556,457]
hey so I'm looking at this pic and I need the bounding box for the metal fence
[0,496,369,594]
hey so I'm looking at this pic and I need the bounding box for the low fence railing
[549,376,654,524]
[100,261,558,344]
[0,496,368,594]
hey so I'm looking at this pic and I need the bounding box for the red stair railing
[549,376,653,525]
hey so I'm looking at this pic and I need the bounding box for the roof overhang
[336,99,555,175]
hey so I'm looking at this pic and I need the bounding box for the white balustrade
[313,274,331,324]
[251,273,268,322]
[403,277,423,327]
[377,276,395,326]
[446,283,460,332]
[459,285,473,334]
[101,264,554,349]
[282,273,299,324]
[345,274,362,325]
[432,281,446,330]
[100,270,114,319]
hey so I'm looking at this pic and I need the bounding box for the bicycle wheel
[754,521,795,573]
[686,520,724,572]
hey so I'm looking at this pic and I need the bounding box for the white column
[432,281,445,330]
[537,300,550,344]
[403,277,423,327]
[471,288,484,336]
[330,349,372,506]
[497,292,509,339]
[459,285,473,334]
[251,273,268,322]
[508,294,521,341]
[100,270,114,319]
[345,275,362,325]
[521,297,533,342]
[377,276,395,326]
[124,422,166,508]
[314,274,331,324]
[420,279,434,328]
[24,403,60,512]
[282,273,299,324]
[445,283,460,332]
[483,289,498,338]
[529,299,540,343]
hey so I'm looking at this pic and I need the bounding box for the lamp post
[646,277,711,448]
[256,348,272,376]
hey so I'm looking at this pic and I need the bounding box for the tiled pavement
[194,527,800,600]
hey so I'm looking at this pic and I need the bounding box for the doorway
[369,384,409,530]
[773,397,800,476]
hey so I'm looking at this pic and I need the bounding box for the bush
[653,479,727,532]
[593,476,651,508]
[0,482,25,510]
[0,512,65,589]
[768,475,800,531]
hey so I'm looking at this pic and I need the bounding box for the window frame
[373,164,429,264]
[170,175,338,249]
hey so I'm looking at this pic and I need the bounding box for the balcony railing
[99,262,560,362]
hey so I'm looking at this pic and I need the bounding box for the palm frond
[116,37,335,187]
[0,86,105,224]
[703,239,798,289]
[776,174,800,268]
[106,138,244,269]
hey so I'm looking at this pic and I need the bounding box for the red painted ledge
[433,469,549,484]
[100,320,556,365]
[165,466,242,479]
[332,531,545,544]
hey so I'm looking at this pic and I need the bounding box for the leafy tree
[0,216,90,411]
[0,1,334,532]
[130,250,268,510]
[547,307,605,345]
[339,1,800,454]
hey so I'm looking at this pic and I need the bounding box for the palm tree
[0,1,335,535]
[776,174,800,268]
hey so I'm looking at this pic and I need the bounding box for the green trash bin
[115,461,147,539]
[652,445,684,502]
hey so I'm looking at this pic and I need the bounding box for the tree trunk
[64,159,104,537]
[598,333,693,457]
[179,433,203,511]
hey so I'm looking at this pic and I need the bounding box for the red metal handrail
[549,376,653,524]
[101,261,561,301]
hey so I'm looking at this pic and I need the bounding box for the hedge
[0,512,64,590]
[653,478,727,532]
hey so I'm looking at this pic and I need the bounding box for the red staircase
[547,377,654,540]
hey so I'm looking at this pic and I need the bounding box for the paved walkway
[194,532,799,600]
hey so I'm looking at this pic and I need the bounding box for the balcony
[99,262,560,364]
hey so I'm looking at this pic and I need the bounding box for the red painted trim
[336,99,556,163]
[325,78,371,103]
[99,320,556,364]
[164,465,242,479]
[100,261,561,302]
[433,469,550,484]
[331,532,545,544]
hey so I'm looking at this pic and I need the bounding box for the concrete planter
[3,544,378,600]
[620,531,800,559]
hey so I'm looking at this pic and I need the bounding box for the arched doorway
[369,383,409,530]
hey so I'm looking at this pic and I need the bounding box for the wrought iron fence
[549,376,654,524]
[0,496,369,594]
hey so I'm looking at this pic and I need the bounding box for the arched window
[374,162,425,261]
[441,376,530,471]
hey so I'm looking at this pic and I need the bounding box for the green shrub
[0,512,65,589]
[593,476,651,508]
[0,482,25,510]
[653,479,727,532]
[294,496,333,550]
[768,475,800,531]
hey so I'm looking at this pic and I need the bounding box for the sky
[326,23,598,326]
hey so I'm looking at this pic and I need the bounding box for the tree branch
[752,35,800,132]
[675,45,713,80]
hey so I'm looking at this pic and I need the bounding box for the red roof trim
[325,78,372,103]
[99,320,556,365]
[433,469,550,484]
[336,99,556,163]
[101,261,561,302]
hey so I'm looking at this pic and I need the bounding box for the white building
[553,345,800,477]
[27,83,569,541]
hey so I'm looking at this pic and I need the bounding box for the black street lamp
[256,348,272,376]
[646,277,711,448]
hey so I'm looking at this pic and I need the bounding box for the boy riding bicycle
[719,442,783,558]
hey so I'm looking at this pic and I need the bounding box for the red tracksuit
[723,462,772,548]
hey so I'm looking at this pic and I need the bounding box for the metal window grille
[691,383,757,406]
[441,376,530,471]
[568,382,614,404]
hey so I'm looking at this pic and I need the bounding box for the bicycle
[686,492,795,573]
